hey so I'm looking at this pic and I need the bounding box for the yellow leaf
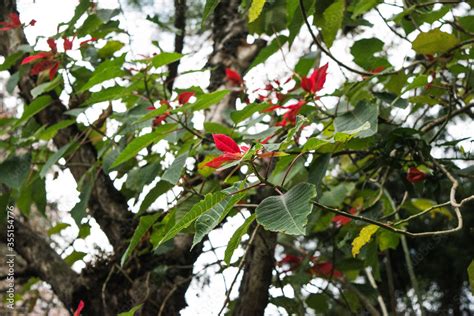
[351,225,379,257]
[249,0,266,23]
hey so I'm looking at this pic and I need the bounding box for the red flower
[332,207,357,227]
[225,68,243,85]
[73,300,85,316]
[301,63,328,94]
[177,91,195,105]
[407,167,426,183]
[310,261,343,279]
[0,13,21,31]
[29,19,37,26]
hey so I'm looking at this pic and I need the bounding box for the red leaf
[0,13,21,31]
[225,68,243,85]
[205,154,239,168]
[9,13,21,27]
[49,62,60,80]
[63,37,74,51]
[371,66,385,74]
[153,113,169,126]
[407,167,426,183]
[73,300,85,316]
[47,38,57,53]
[310,63,328,93]
[331,207,357,226]
[277,254,303,269]
[301,63,328,93]
[21,52,52,64]
[301,77,314,93]
[177,91,195,105]
[310,261,343,279]
[79,37,97,46]
[213,134,241,154]
[31,60,54,76]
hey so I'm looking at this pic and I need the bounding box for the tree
[0,0,473,315]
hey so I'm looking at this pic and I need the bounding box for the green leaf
[308,154,330,191]
[468,260,474,295]
[139,180,174,213]
[352,225,379,257]
[151,52,183,68]
[319,0,345,48]
[98,40,125,59]
[306,293,329,313]
[118,304,143,316]
[248,35,288,70]
[224,214,256,265]
[204,122,235,135]
[193,188,245,248]
[412,29,459,55]
[6,72,20,94]
[40,142,75,178]
[256,182,316,235]
[47,223,71,236]
[121,212,161,266]
[157,192,227,246]
[31,75,63,99]
[84,82,139,105]
[162,154,188,184]
[202,0,221,27]
[0,154,31,189]
[111,124,177,168]
[230,103,270,124]
[0,51,24,71]
[249,0,266,23]
[64,251,87,266]
[179,90,229,112]
[334,101,378,138]
[17,95,53,126]
[79,55,126,92]
[378,230,400,251]
[350,0,380,18]
[351,38,390,70]
[37,120,75,141]
[70,172,95,226]
[319,182,355,208]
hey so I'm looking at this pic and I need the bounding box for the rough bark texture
[233,225,277,316]
[166,0,187,92]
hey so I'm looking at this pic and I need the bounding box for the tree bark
[233,225,277,316]
[166,0,187,92]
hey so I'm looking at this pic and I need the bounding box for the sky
[3,0,473,314]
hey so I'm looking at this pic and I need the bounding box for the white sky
[4,0,473,314]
